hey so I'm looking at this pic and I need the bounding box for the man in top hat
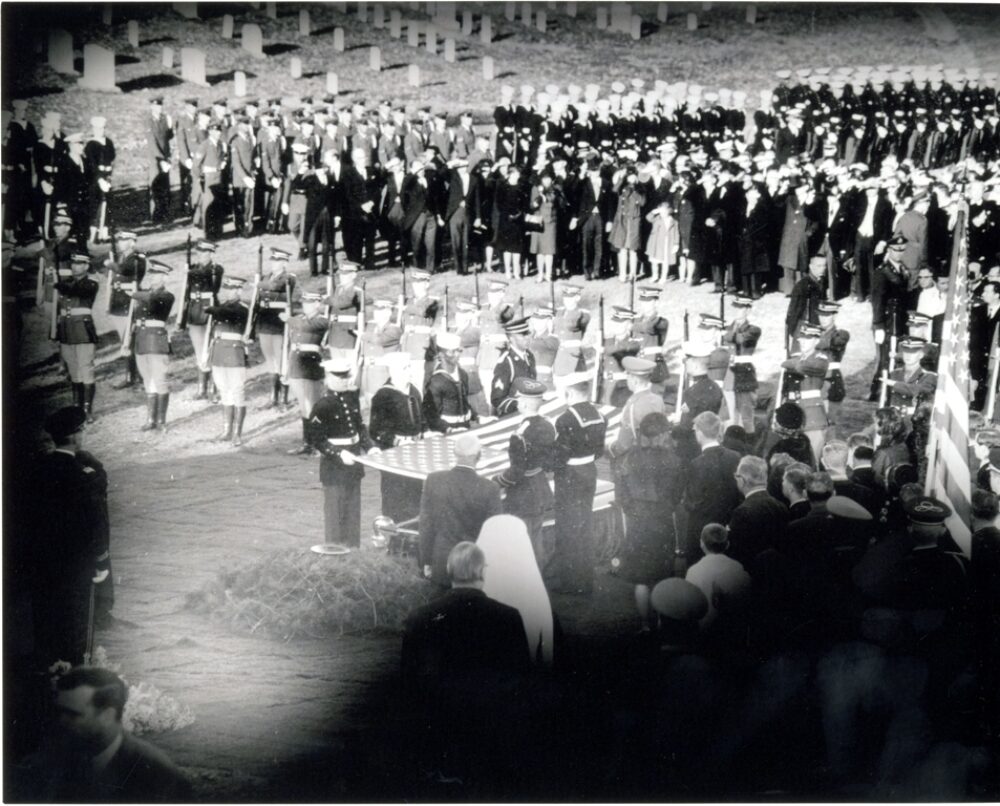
[203,277,251,446]
[497,376,557,563]
[182,240,224,400]
[492,317,538,416]
[609,356,665,459]
[721,295,762,435]
[103,230,146,389]
[676,341,723,424]
[147,97,173,223]
[53,254,100,421]
[399,268,440,389]
[781,323,830,461]
[815,301,850,428]
[307,357,378,548]
[424,331,477,433]
[785,254,826,355]
[255,247,298,409]
[84,116,115,243]
[358,298,402,399]
[870,233,911,401]
[325,261,363,361]
[885,336,937,415]
[284,292,331,456]
[128,259,175,432]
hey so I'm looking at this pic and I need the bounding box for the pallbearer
[104,230,146,389]
[423,331,477,433]
[53,253,100,420]
[677,342,722,423]
[256,247,297,408]
[600,306,641,408]
[454,299,488,415]
[478,278,516,395]
[781,323,829,461]
[528,305,560,392]
[721,295,762,435]
[184,241,224,399]
[204,277,251,447]
[359,299,403,398]
[552,282,591,381]
[326,261,363,361]
[816,301,850,429]
[633,286,670,390]
[285,292,330,456]
[399,268,439,390]
[609,356,664,457]
[491,317,537,416]
[130,259,176,431]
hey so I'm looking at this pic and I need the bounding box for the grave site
[3,1,999,801]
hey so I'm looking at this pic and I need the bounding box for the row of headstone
[78,44,117,92]
[242,23,263,57]
[181,46,207,85]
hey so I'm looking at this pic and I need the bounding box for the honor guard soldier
[40,213,84,308]
[369,352,426,523]
[54,254,100,421]
[707,346,733,426]
[886,337,937,416]
[550,370,608,595]
[816,301,851,427]
[399,269,440,390]
[204,277,251,446]
[325,261,363,361]
[184,241,224,399]
[84,116,115,243]
[906,310,933,342]
[129,259,175,431]
[721,295,761,435]
[103,230,146,389]
[781,323,830,461]
[359,299,403,398]
[633,286,670,389]
[785,255,826,355]
[491,317,538,416]
[285,292,330,456]
[552,283,591,380]
[608,356,665,458]
[256,247,297,408]
[478,278,516,398]
[454,299,488,415]
[497,377,557,563]
[677,342,723,424]
[601,306,642,408]
[307,357,378,548]
[529,306,560,392]
[423,331,477,433]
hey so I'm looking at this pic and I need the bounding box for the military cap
[775,401,805,430]
[531,305,555,319]
[898,336,927,353]
[195,240,217,253]
[817,301,840,315]
[638,286,661,301]
[798,322,823,338]
[799,354,829,378]
[269,247,291,261]
[436,331,461,351]
[561,283,583,297]
[904,495,952,524]
[147,259,173,274]
[70,253,91,265]
[62,132,83,144]
[291,142,310,153]
[410,269,431,282]
[611,306,636,322]
[372,299,394,311]
[827,495,874,521]
[447,157,469,169]
[207,122,222,132]
[622,356,656,377]
[115,230,137,240]
[53,213,73,226]
[513,376,547,398]
[90,115,107,128]
[301,291,324,303]
[650,578,709,622]
[322,357,354,376]
[907,311,932,326]
[221,276,247,289]
[338,261,359,274]
[682,341,712,358]
[504,317,531,335]
[887,234,908,248]
[45,406,87,440]
[707,348,731,372]
[699,313,725,330]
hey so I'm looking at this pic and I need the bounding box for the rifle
[444,285,450,331]
[178,234,192,330]
[473,260,480,306]
[83,582,96,666]
[103,224,118,314]
[396,266,406,326]
[549,270,556,312]
[279,276,292,383]
[49,255,60,340]
[879,300,899,408]
[200,314,214,367]
[42,142,55,238]
[591,294,605,403]
[35,254,46,308]
[683,309,690,342]
[674,360,687,424]
[354,280,366,367]
[719,285,725,325]
[519,294,525,318]
[320,270,335,349]
[117,295,137,358]
[629,270,636,311]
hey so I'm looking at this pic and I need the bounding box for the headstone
[235,70,247,96]
[265,1,277,19]
[504,2,516,22]
[611,3,631,32]
[241,23,263,57]
[408,63,420,87]
[299,9,311,35]
[47,29,75,74]
[369,46,381,71]
[566,1,577,17]
[745,3,757,24]
[290,56,302,78]
[126,19,139,47]
[78,43,117,91]
[356,1,366,21]
[101,4,113,25]
[373,4,384,28]
[221,14,234,38]
[483,55,494,80]
[180,46,207,85]
[407,21,420,47]
[390,10,402,37]
[334,1,346,11]
[630,14,641,39]
[596,7,608,29]
[536,9,547,31]
[172,2,198,19]
[333,27,345,51]
[657,3,668,22]
[326,71,338,94]
[480,14,492,43]
[521,2,532,24]
[687,12,698,29]
[426,24,437,55]
[444,38,455,62]
[161,45,174,68]
[461,9,473,35]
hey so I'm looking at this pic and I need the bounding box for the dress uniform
[147,98,173,223]
[784,261,825,355]
[83,117,115,241]
[678,343,724,424]
[608,356,665,458]
[325,261,363,360]
[707,346,733,424]
[359,299,403,398]
[368,352,425,522]
[255,248,297,407]
[307,358,375,548]
[816,302,851,429]
[286,292,330,455]
[399,269,440,384]
[55,133,92,244]
[104,231,146,388]
[477,280,516,397]
[204,277,251,446]
[491,317,538,416]
[601,306,642,408]
[721,296,762,434]
[130,260,175,431]
[54,254,99,420]
[195,125,227,240]
[550,376,608,594]
[633,287,670,386]
[454,300,488,415]
[183,241,224,398]
[781,324,830,462]
[40,215,85,305]
[886,337,937,415]
[497,377,557,566]
[423,332,478,433]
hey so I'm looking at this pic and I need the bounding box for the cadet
[53,253,100,420]
[423,331,477,433]
[550,371,608,595]
[325,261,363,361]
[528,306,560,392]
[478,278,516,397]
[103,230,146,389]
[886,336,937,415]
[491,316,538,416]
[307,357,378,548]
[255,247,297,408]
[677,342,722,424]
[497,377,557,565]
[358,299,403,398]
[816,301,851,427]
[204,277,251,446]
[784,254,826,355]
[601,306,642,407]
[781,323,830,461]
[183,240,224,399]
[129,259,175,431]
[285,292,330,456]
[609,356,665,458]
[721,295,761,435]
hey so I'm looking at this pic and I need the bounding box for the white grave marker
[48,29,76,75]
[78,43,117,91]
[181,46,207,85]
[241,23,263,57]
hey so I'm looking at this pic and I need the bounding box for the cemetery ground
[6,1,1000,799]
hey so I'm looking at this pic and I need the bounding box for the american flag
[356,397,623,480]
[924,208,971,554]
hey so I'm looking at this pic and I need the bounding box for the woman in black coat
[737,182,773,299]
[675,172,707,285]
[492,165,528,280]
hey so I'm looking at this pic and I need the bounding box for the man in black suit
[870,235,910,400]
[418,434,502,587]
[379,157,409,267]
[680,412,743,563]
[571,155,614,281]
[402,161,445,272]
[303,149,341,276]
[14,666,192,802]
[781,473,871,564]
[782,462,812,520]
[823,440,879,516]
[970,280,1000,411]
[445,158,477,275]
[339,147,381,271]
[726,455,790,569]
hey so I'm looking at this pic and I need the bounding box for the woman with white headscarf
[477,514,555,667]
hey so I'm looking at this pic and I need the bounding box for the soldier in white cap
[424,330,477,433]
[284,291,330,455]
[358,298,403,399]
[491,317,538,416]
[129,259,176,431]
[84,116,115,243]
[254,247,297,408]
[53,253,100,421]
[103,229,146,389]
[399,268,439,390]
[609,356,665,459]
[203,277,251,446]
[182,240,225,400]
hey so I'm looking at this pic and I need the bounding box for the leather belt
[440,412,471,423]
[67,307,93,315]
[827,362,841,370]
[292,343,322,353]
[139,319,166,328]
[608,371,627,381]
[331,314,358,323]
[217,332,243,341]
[262,301,288,309]
[327,436,358,446]
[799,390,822,399]
[191,291,215,300]
[566,455,595,466]
[732,356,755,364]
